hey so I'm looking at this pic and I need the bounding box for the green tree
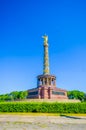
[10,91,19,100]
[67,90,85,101]
[18,91,28,99]
[84,94,86,101]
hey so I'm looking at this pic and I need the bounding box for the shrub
[0,102,86,113]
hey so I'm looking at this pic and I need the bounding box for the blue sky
[0,0,86,94]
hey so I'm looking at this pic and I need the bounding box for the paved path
[0,115,86,130]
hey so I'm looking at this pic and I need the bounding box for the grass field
[0,112,86,117]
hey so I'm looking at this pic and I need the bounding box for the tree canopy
[0,90,28,101]
[67,90,86,101]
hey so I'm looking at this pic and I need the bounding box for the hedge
[0,102,86,113]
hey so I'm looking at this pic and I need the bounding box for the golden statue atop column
[42,35,48,44]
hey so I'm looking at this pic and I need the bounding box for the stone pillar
[40,79,42,85]
[54,79,56,86]
[38,88,40,99]
[51,78,53,85]
[43,78,45,85]
[47,78,48,85]
[50,77,52,85]
[48,87,52,99]
[42,35,50,75]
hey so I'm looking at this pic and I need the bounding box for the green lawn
[0,112,86,116]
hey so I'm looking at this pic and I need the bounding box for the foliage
[0,89,86,102]
[0,102,86,113]
[0,91,28,101]
[67,90,86,101]
[84,94,86,101]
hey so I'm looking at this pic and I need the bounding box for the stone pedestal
[37,74,56,88]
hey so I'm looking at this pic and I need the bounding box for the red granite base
[28,86,68,99]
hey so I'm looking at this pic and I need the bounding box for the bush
[0,102,86,113]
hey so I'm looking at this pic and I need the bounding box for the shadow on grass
[60,114,86,120]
